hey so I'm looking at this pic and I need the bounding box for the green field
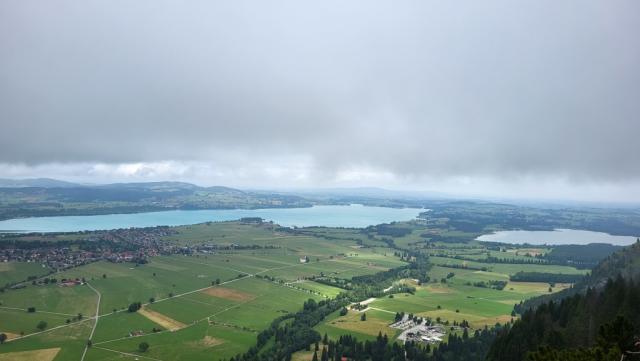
[0,222,399,361]
[0,262,51,287]
[0,220,590,361]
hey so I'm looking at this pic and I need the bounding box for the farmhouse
[59,280,81,287]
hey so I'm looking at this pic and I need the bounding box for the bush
[138,341,149,352]
[128,302,142,312]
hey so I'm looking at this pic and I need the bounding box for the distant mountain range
[271,186,450,199]
[0,179,313,221]
[0,178,82,188]
[0,178,242,192]
[0,179,444,199]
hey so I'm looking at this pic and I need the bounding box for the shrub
[138,341,149,352]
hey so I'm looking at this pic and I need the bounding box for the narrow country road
[80,282,101,361]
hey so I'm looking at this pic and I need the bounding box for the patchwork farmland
[0,222,406,360]
[0,220,589,360]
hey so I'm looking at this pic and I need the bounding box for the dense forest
[422,202,640,237]
[509,272,584,283]
[542,243,622,269]
[291,326,501,361]
[489,276,640,361]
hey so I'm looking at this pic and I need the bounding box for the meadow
[0,262,51,287]
[0,222,401,361]
[0,219,588,361]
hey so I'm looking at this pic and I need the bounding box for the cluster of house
[392,316,446,344]
[90,227,175,247]
[0,227,175,272]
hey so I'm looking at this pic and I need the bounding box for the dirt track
[138,307,186,331]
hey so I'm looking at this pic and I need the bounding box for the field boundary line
[93,346,164,361]
[2,254,362,345]
[96,273,253,318]
[0,305,76,317]
[144,275,252,307]
[169,257,249,275]
[180,295,230,308]
[94,294,259,347]
[93,329,172,346]
[256,277,328,297]
[232,254,300,267]
[4,316,94,343]
[197,294,262,323]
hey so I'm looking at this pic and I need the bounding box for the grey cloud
[1,0,639,183]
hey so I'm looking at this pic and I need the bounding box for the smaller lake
[477,228,638,246]
[0,205,422,233]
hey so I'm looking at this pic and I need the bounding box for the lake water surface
[476,228,637,246]
[0,205,422,233]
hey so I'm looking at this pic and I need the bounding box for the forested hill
[487,277,640,361]
[588,238,640,281]
[488,242,640,361]
[0,182,313,220]
[521,240,640,310]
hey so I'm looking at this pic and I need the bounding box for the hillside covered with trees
[491,242,640,361]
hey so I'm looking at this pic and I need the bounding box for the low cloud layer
[1,1,639,201]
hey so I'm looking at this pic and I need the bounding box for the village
[0,224,301,291]
[0,227,187,291]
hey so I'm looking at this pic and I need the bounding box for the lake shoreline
[0,204,422,233]
[477,228,638,246]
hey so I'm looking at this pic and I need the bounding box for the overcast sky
[1,1,639,202]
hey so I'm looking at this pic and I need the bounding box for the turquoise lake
[0,205,422,233]
[476,228,637,246]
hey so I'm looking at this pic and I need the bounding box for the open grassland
[0,320,92,361]
[0,282,97,316]
[315,257,582,343]
[0,347,60,361]
[315,278,565,341]
[0,259,338,361]
[315,308,399,342]
[289,280,344,298]
[0,224,368,361]
[90,310,166,343]
[162,222,288,246]
[82,276,325,361]
[0,261,51,286]
[137,306,186,331]
[429,256,587,275]
[55,257,242,314]
[0,308,70,334]
[89,322,255,361]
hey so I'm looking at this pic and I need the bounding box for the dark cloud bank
[1,1,639,200]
